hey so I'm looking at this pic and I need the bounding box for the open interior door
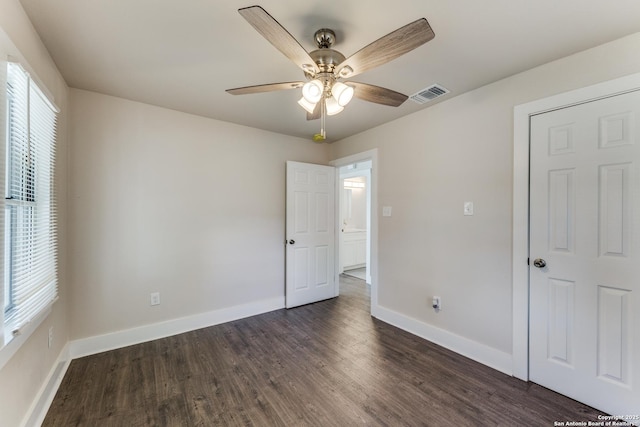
[285,161,336,308]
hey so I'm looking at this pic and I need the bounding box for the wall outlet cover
[464,201,474,216]
[150,292,161,306]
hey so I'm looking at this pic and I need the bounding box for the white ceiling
[18,0,640,142]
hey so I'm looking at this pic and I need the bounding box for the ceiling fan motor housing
[308,28,346,76]
[309,48,346,75]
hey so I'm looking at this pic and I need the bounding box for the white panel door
[530,90,640,416]
[286,161,336,308]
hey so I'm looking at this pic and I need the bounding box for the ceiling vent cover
[409,84,449,104]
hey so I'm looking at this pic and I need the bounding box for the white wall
[330,33,640,360]
[0,1,69,426]
[68,89,330,340]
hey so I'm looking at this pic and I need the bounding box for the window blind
[4,62,58,336]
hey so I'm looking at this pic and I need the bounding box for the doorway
[331,149,378,315]
[339,161,371,285]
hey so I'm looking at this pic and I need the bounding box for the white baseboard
[24,298,510,426]
[373,304,513,376]
[69,296,285,359]
[22,343,71,427]
[22,296,284,426]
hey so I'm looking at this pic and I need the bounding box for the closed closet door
[529,90,640,417]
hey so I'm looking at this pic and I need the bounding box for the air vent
[409,84,450,104]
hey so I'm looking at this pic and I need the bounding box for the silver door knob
[533,258,547,268]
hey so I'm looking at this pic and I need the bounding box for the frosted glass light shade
[325,97,344,115]
[302,79,323,103]
[298,97,317,114]
[332,82,354,106]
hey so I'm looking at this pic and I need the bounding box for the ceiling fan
[226,5,435,141]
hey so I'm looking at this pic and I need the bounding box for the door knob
[533,258,547,268]
[288,239,295,245]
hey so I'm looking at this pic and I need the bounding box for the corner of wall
[373,303,513,376]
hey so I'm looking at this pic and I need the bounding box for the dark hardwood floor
[44,275,603,426]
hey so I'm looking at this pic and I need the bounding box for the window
[3,62,58,343]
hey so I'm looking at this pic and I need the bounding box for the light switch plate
[464,201,474,216]
[382,206,392,217]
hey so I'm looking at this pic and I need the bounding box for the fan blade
[239,6,319,74]
[226,82,304,95]
[349,82,408,107]
[306,102,321,120]
[336,18,435,78]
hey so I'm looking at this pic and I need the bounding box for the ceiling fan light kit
[325,97,344,116]
[299,78,354,117]
[332,82,354,106]
[226,6,435,140]
[297,97,317,114]
[302,79,324,103]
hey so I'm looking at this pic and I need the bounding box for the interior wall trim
[374,304,513,376]
[21,343,70,427]
[68,296,284,360]
[23,296,284,425]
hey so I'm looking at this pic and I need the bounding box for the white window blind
[4,62,58,337]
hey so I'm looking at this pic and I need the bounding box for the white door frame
[330,149,379,315]
[512,72,640,380]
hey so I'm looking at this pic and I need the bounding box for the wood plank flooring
[43,275,603,426]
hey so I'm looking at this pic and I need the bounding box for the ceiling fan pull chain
[313,98,327,142]
[321,98,326,139]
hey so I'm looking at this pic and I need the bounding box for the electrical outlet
[48,326,54,348]
[464,201,474,216]
[432,296,441,311]
[150,292,160,306]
